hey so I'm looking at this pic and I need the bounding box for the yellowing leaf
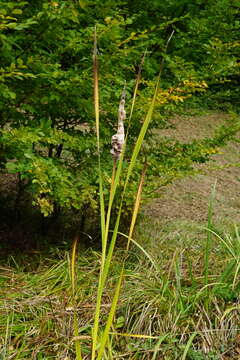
[79,0,87,9]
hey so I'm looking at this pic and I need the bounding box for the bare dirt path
[145,112,240,227]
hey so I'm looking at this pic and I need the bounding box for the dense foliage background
[0,0,239,231]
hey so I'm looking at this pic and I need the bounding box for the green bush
[0,0,239,219]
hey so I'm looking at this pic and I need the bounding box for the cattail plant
[90,27,162,359]
[110,86,126,160]
[71,28,174,360]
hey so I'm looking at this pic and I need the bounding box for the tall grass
[90,26,163,359]
[204,180,217,285]
[71,236,82,359]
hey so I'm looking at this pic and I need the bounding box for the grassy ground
[1,111,240,359]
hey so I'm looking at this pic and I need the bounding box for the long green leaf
[181,332,197,360]
[117,231,158,271]
[96,268,124,360]
[204,180,217,284]
[124,75,160,189]
[96,164,147,356]
[92,25,105,360]
[152,334,169,360]
[124,30,174,190]
[93,25,105,242]
[71,236,83,360]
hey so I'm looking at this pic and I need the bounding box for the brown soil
[146,112,240,225]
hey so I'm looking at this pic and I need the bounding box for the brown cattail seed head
[110,87,126,160]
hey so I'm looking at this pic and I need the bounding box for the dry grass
[1,230,240,359]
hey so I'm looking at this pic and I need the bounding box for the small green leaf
[115,316,125,329]
[6,162,18,173]
[17,58,23,66]
[12,9,23,15]
[9,91,16,99]
[24,152,32,159]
